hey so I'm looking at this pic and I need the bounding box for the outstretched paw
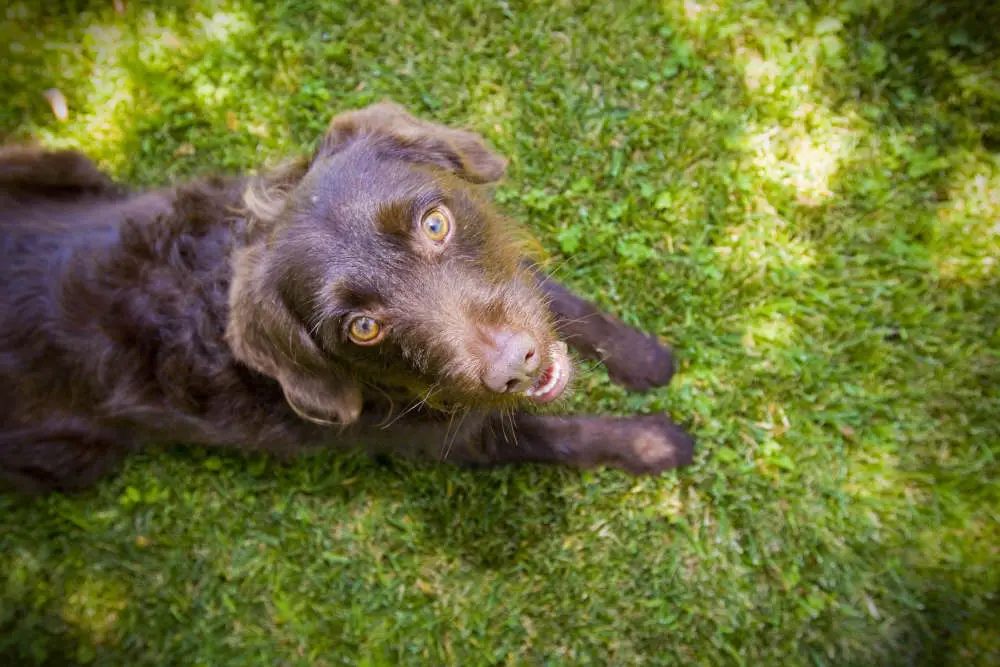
[615,414,695,475]
[601,329,675,392]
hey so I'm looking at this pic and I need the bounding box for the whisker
[498,407,512,446]
[525,255,579,284]
[439,409,458,461]
[441,407,470,462]
[379,382,440,430]
[554,312,606,328]
[540,256,578,281]
[307,317,324,339]
[504,407,519,449]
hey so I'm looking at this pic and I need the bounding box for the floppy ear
[226,244,363,427]
[316,101,508,184]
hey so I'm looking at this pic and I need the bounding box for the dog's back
[0,149,131,424]
[0,149,280,490]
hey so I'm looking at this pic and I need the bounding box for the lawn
[1,0,998,664]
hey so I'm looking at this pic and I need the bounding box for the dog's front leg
[529,267,676,391]
[466,411,695,475]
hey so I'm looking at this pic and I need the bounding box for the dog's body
[0,104,693,494]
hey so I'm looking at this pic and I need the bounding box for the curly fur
[0,103,693,494]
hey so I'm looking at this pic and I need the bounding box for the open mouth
[523,341,570,403]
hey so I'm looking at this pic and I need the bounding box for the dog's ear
[316,102,508,184]
[240,156,311,241]
[226,244,363,427]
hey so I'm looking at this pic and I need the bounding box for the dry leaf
[43,89,68,121]
[863,595,880,619]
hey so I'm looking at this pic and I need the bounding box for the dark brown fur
[0,103,694,494]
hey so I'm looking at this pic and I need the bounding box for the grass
[1,0,998,664]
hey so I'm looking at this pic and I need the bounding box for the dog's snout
[480,329,540,393]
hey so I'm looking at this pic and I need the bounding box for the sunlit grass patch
[1,0,999,665]
[932,159,1000,285]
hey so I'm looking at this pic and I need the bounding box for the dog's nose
[481,329,540,393]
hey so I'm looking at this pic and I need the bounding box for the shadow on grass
[0,445,583,663]
[1,0,999,664]
[803,3,998,664]
[0,600,92,666]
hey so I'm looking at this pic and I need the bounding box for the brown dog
[0,103,693,494]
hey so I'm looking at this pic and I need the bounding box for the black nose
[481,329,540,393]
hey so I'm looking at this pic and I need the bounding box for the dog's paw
[616,414,695,475]
[601,330,675,391]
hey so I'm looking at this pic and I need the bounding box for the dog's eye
[421,207,452,243]
[347,316,383,345]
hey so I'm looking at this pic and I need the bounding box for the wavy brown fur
[0,103,692,494]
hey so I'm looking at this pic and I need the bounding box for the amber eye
[421,207,452,242]
[348,316,383,344]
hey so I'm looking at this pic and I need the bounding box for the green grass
[2,0,998,664]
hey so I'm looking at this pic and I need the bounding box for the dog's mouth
[523,341,571,403]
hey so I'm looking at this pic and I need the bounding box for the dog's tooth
[540,366,559,394]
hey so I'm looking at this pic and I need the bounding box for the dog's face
[228,103,572,426]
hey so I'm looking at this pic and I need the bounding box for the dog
[0,102,694,494]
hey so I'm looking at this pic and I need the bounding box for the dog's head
[227,103,572,426]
